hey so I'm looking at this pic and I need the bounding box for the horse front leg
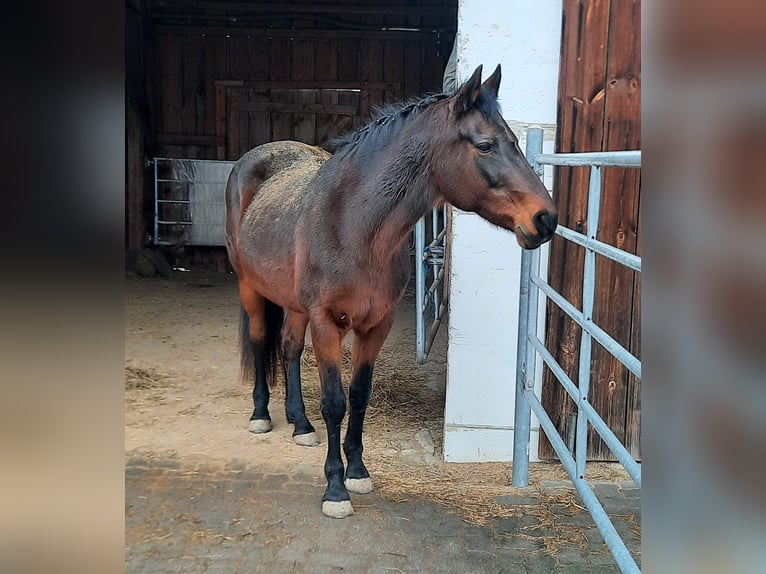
[344,312,395,495]
[281,310,317,446]
[309,314,352,518]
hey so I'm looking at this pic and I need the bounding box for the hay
[290,344,444,425]
[125,365,170,390]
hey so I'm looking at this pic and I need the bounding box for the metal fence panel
[512,128,641,574]
[154,158,235,246]
[415,205,448,364]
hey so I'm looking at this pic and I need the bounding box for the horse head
[434,64,558,249]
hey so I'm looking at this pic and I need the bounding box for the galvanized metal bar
[432,208,441,318]
[534,150,641,167]
[154,158,160,244]
[527,335,642,487]
[156,221,221,226]
[576,166,601,480]
[556,226,641,272]
[153,157,235,166]
[512,127,544,487]
[425,301,447,357]
[157,200,224,206]
[155,179,232,184]
[415,217,426,364]
[513,249,533,487]
[529,275,641,378]
[156,220,195,225]
[523,387,641,574]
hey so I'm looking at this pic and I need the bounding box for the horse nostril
[533,210,558,237]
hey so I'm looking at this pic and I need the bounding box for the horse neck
[342,115,445,265]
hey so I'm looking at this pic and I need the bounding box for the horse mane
[329,87,502,160]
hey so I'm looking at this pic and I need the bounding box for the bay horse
[225,65,557,518]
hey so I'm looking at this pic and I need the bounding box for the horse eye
[476,142,494,153]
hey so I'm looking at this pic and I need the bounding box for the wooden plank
[314,39,338,86]
[589,0,642,460]
[292,38,317,144]
[540,0,612,460]
[215,84,226,159]
[229,34,249,80]
[625,178,642,459]
[157,33,182,137]
[358,39,384,120]
[248,36,270,81]
[127,102,144,252]
[422,32,447,94]
[384,39,405,103]
[336,90,360,142]
[157,133,224,146]
[180,33,204,134]
[233,101,358,116]
[205,34,228,149]
[248,90,271,148]
[337,39,358,83]
[151,27,448,43]
[270,89,293,142]
[225,87,241,159]
[151,3,457,18]
[270,37,291,82]
[216,80,399,91]
[404,39,423,98]
[126,7,146,253]
[156,25,444,42]
[315,38,339,148]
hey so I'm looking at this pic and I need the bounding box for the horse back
[225,141,330,272]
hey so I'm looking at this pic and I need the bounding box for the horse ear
[482,64,501,98]
[454,64,484,115]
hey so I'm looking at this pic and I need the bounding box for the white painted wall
[443,0,563,462]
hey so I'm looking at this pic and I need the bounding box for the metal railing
[512,128,641,574]
[153,157,235,246]
[414,205,448,364]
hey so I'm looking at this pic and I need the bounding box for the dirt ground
[125,268,447,477]
[125,269,631,528]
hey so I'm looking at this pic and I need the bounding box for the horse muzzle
[515,210,558,249]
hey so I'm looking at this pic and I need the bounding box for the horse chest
[330,273,406,332]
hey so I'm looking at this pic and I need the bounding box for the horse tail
[239,300,284,387]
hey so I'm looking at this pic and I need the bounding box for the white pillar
[443,0,562,462]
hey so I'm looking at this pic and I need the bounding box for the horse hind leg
[343,311,396,495]
[281,311,318,446]
[239,286,282,434]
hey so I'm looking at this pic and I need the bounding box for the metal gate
[153,157,235,246]
[414,206,448,363]
[512,129,641,573]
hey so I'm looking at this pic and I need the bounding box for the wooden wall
[125,0,456,262]
[540,0,641,461]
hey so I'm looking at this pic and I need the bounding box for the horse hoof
[344,477,373,494]
[248,419,272,434]
[322,500,354,519]
[293,431,318,447]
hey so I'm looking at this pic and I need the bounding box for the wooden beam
[214,80,399,91]
[150,2,457,18]
[157,133,224,146]
[233,101,358,116]
[155,25,443,41]
[215,84,226,159]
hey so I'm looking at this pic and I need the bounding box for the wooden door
[540,0,641,461]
